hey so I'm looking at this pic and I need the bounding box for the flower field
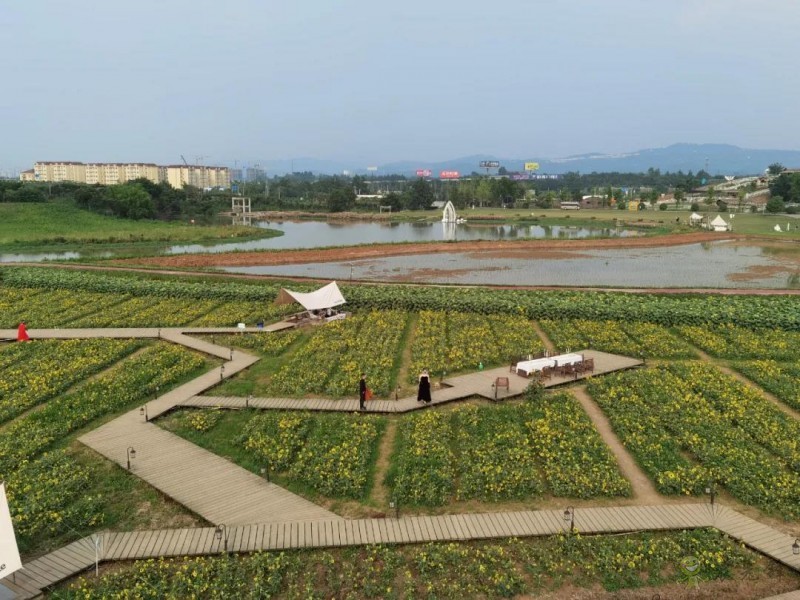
[269,310,408,397]
[588,365,800,516]
[60,530,767,599]
[0,343,207,550]
[200,330,302,356]
[408,310,544,379]
[539,319,694,358]
[6,265,800,329]
[0,287,128,328]
[676,323,800,360]
[389,393,629,506]
[240,411,383,499]
[0,338,142,424]
[734,360,800,411]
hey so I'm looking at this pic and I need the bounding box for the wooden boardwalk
[77,330,339,528]
[4,502,800,599]
[182,350,643,414]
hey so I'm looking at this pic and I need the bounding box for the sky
[2,0,799,172]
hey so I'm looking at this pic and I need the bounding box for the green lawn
[0,202,279,251]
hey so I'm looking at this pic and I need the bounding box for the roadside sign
[524,162,540,171]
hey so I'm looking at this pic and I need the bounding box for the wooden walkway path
[4,502,800,599]
[182,350,643,414]
[75,329,339,528]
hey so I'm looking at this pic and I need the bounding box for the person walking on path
[359,373,367,411]
[417,369,432,404]
[17,321,29,342]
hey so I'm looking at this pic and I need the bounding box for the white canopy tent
[710,215,730,232]
[689,212,703,224]
[275,281,346,312]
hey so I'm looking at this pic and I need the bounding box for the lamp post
[793,539,799,556]
[260,466,270,483]
[215,524,229,553]
[705,481,716,506]
[126,446,136,470]
[140,405,148,422]
[220,364,225,380]
[230,348,234,361]
[563,506,575,533]
[389,498,399,519]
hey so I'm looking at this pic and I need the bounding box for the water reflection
[166,220,640,255]
[0,251,114,263]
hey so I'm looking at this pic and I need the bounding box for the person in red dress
[17,321,30,342]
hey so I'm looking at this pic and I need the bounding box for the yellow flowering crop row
[62,529,756,598]
[734,360,800,411]
[409,311,544,380]
[676,323,800,360]
[270,311,408,397]
[0,338,141,424]
[241,411,382,499]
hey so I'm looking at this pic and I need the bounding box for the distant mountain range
[251,144,800,177]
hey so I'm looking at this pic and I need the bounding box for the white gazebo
[689,212,703,225]
[710,215,730,232]
[275,281,348,323]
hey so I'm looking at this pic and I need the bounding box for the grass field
[0,202,279,252]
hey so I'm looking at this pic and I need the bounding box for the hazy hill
[255,144,800,177]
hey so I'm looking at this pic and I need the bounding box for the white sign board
[0,483,22,580]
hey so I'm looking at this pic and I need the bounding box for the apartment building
[165,165,230,190]
[24,162,228,189]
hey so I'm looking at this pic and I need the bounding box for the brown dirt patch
[113,232,741,269]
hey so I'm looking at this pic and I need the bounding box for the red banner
[439,170,460,179]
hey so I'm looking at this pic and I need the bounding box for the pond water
[0,221,640,263]
[165,221,641,254]
[221,241,800,289]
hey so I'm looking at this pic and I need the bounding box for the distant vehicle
[559,201,581,210]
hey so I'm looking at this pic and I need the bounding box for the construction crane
[180,155,189,166]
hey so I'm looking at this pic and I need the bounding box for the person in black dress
[417,369,432,404]
[359,373,367,411]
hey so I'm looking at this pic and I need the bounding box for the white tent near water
[710,215,730,232]
[689,212,703,224]
[275,281,346,311]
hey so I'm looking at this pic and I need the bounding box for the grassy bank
[0,202,281,252]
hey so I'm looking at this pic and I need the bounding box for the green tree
[327,188,356,212]
[766,196,786,213]
[106,184,155,219]
[767,163,786,175]
[704,186,716,206]
[405,178,435,210]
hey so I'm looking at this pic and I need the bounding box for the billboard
[524,162,540,171]
[479,160,500,168]
[439,170,460,179]
[415,169,432,177]
[366,166,378,172]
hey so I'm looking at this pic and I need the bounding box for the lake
[221,241,800,289]
[0,221,642,263]
[165,221,641,254]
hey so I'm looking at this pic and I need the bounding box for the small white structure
[774,224,783,232]
[710,215,730,232]
[275,281,347,324]
[689,212,703,225]
[442,200,457,223]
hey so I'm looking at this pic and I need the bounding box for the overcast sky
[2,0,799,172]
